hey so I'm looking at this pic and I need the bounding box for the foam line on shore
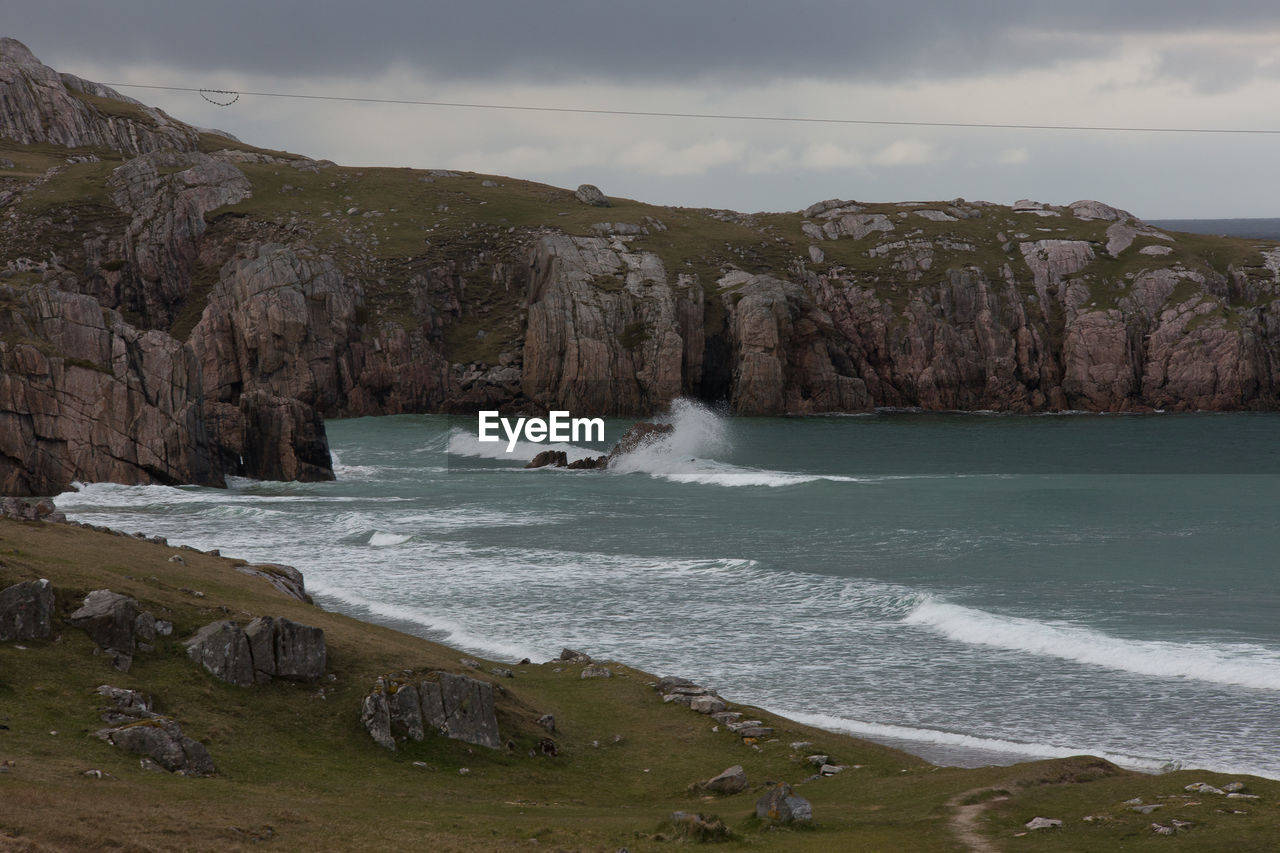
[777,709,1176,773]
[905,597,1280,691]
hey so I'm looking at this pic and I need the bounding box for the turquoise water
[56,403,1280,777]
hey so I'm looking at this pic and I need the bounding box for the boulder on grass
[0,578,54,641]
[703,764,748,795]
[755,783,812,824]
[98,718,215,776]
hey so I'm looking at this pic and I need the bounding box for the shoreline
[33,498,1227,783]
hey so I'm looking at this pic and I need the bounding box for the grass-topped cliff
[3,515,1279,852]
[2,32,1280,492]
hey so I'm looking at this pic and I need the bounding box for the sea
[54,401,1280,779]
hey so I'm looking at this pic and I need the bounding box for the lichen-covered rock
[387,681,424,742]
[98,718,215,776]
[0,578,54,641]
[363,671,501,751]
[360,690,394,750]
[755,783,812,824]
[185,620,255,687]
[574,184,609,207]
[186,616,325,685]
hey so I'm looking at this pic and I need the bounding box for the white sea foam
[447,429,602,463]
[776,709,1178,773]
[367,532,412,547]
[307,581,542,662]
[904,598,1280,691]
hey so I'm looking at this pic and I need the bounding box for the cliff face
[523,235,704,414]
[1,38,1279,494]
[0,38,200,156]
[0,285,220,494]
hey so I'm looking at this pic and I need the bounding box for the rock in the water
[1025,817,1063,830]
[0,578,54,641]
[68,590,140,659]
[703,764,748,795]
[525,450,568,469]
[574,184,610,207]
[755,783,812,824]
[98,718,215,776]
[606,422,674,462]
[566,455,608,470]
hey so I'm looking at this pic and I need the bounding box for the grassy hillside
[1,517,1277,852]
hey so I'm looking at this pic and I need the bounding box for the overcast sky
[8,2,1280,216]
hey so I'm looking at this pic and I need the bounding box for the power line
[104,81,1280,136]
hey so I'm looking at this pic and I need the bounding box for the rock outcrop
[0,38,200,156]
[94,685,216,777]
[66,589,167,672]
[522,235,704,415]
[0,286,224,495]
[233,562,312,603]
[185,616,326,686]
[107,150,252,327]
[0,578,53,641]
[361,670,501,750]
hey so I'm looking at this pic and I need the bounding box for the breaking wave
[904,597,1280,691]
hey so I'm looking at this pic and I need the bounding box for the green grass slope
[1,518,1277,852]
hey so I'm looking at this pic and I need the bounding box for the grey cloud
[11,1,1280,85]
[1152,44,1280,94]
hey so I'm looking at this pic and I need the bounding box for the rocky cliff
[2,38,1278,493]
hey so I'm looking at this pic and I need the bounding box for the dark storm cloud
[10,1,1280,85]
